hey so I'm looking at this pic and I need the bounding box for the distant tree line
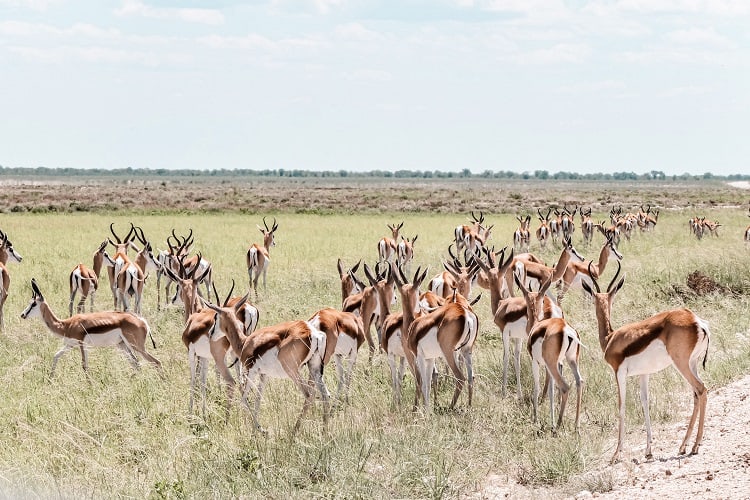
[0,165,746,181]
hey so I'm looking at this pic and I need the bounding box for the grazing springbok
[21,279,160,377]
[0,230,22,329]
[517,274,583,431]
[407,287,479,412]
[557,233,622,303]
[581,262,710,462]
[207,306,330,433]
[336,258,362,305]
[381,265,428,405]
[579,207,594,246]
[513,215,532,254]
[536,208,552,250]
[308,307,365,404]
[247,217,278,293]
[637,205,659,232]
[377,222,404,263]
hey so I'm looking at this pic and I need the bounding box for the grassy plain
[0,187,748,498]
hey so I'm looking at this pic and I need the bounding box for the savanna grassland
[0,177,749,499]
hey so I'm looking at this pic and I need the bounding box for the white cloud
[502,43,591,64]
[7,44,189,66]
[601,0,750,16]
[664,27,735,48]
[115,0,224,25]
[343,69,393,82]
[334,23,383,42]
[0,0,62,11]
[662,85,711,97]
[270,0,346,14]
[557,80,627,94]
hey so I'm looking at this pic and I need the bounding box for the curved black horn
[224,279,236,307]
[607,260,622,293]
[587,261,601,293]
[109,223,122,243]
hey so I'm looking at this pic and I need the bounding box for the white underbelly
[83,329,123,347]
[619,339,673,377]
[251,347,290,379]
[417,327,443,360]
[335,331,357,357]
[505,318,528,341]
[387,329,405,357]
[192,335,211,359]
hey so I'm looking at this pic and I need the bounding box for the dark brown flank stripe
[495,301,526,326]
[382,313,403,353]
[342,295,362,313]
[78,322,127,335]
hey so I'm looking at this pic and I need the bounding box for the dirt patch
[686,270,730,295]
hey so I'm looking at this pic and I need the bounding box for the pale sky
[1,0,748,175]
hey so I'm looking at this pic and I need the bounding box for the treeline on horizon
[0,165,747,181]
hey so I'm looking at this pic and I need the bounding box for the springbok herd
[1,205,748,463]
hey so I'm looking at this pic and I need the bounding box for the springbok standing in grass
[407,285,479,412]
[513,215,532,254]
[156,230,190,310]
[579,207,594,246]
[21,279,160,377]
[396,235,418,273]
[342,267,380,362]
[515,236,583,294]
[107,222,139,308]
[516,274,583,431]
[69,240,108,316]
[336,258,362,305]
[207,304,330,433]
[582,262,710,462]
[381,265,428,405]
[165,255,213,323]
[428,246,480,300]
[560,205,577,242]
[477,247,567,399]
[535,208,552,250]
[378,222,403,263]
[247,217,278,294]
[557,233,622,304]
[308,307,365,404]
[745,209,750,246]
[0,230,22,329]
[455,211,484,252]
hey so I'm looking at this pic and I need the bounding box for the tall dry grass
[0,208,747,498]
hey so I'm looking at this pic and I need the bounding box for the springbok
[308,307,365,404]
[21,279,160,377]
[247,217,278,294]
[579,207,594,246]
[396,235,418,272]
[582,262,710,462]
[557,233,622,303]
[513,215,532,254]
[336,258,362,305]
[69,241,108,316]
[0,230,23,329]
[377,222,404,263]
[535,208,552,250]
[516,274,583,431]
[207,306,330,433]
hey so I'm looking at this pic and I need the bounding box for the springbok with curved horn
[308,307,365,404]
[513,215,532,254]
[0,230,22,329]
[745,208,750,245]
[21,279,160,377]
[68,240,109,316]
[561,205,577,241]
[454,211,484,251]
[247,217,278,294]
[381,265,428,405]
[165,254,213,323]
[106,222,138,307]
[407,283,479,412]
[582,262,710,462]
[206,305,330,433]
[516,273,583,431]
[557,233,622,304]
[377,222,404,263]
[535,208,552,250]
[183,281,256,420]
[336,258,362,305]
[396,235,418,272]
[580,207,594,246]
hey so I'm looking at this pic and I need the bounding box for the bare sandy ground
[729,181,750,190]
[475,374,750,499]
